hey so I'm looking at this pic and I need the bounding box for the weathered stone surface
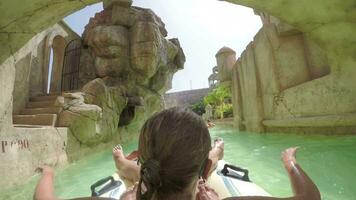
[82,79,128,142]
[130,21,161,43]
[224,0,356,73]
[150,63,178,94]
[58,93,103,145]
[12,54,32,114]
[169,38,186,69]
[216,47,236,83]
[82,5,183,83]
[131,42,159,77]
[0,127,68,190]
[103,0,133,9]
[166,39,179,61]
[131,56,159,78]
[112,6,138,27]
[79,49,96,88]
[135,8,168,37]
[87,25,129,58]
[95,56,130,77]
[0,0,101,66]
[228,11,356,134]
[89,25,129,47]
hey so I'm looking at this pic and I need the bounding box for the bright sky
[64,0,262,92]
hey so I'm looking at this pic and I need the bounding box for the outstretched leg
[205,138,224,179]
[112,145,140,186]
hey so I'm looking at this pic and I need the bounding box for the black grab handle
[91,176,115,197]
[221,164,250,182]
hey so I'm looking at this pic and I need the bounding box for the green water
[1,125,356,200]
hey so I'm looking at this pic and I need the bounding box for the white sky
[64,0,262,92]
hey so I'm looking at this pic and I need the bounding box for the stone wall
[0,127,68,190]
[229,12,356,134]
[164,88,211,109]
[0,21,79,189]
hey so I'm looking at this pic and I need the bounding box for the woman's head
[137,107,211,200]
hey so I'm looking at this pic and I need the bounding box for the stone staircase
[13,94,62,127]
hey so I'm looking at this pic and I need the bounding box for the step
[20,107,62,115]
[27,100,56,108]
[13,114,57,126]
[30,95,58,102]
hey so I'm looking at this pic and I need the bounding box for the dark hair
[136,107,211,200]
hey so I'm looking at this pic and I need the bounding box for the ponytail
[136,158,162,200]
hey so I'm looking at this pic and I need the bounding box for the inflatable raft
[90,160,270,199]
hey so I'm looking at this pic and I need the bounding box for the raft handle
[91,176,122,197]
[221,164,251,182]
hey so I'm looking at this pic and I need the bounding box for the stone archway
[42,34,67,94]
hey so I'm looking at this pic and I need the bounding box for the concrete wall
[231,13,356,134]
[0,22,78,190]
[164,88,211,109]
[0,127,68,190]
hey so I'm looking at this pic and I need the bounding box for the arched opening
[47,35,67,94]
[46,47,54,94]
[61,39,82,92]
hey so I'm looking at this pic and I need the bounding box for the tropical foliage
[190,100,205,116]
[204,85,233,119]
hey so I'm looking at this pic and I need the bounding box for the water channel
[2,124,356,200]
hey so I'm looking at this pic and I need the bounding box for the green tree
[204,85,232,119]
[190,100,205,116]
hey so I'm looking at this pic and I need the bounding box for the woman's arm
[33,166,58,200]
[33,166,113,200]
[223,147,321,200]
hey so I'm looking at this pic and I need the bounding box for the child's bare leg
[112,145,140,186]
[207,138,224,178]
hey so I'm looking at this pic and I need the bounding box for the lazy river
[1,124,356,200]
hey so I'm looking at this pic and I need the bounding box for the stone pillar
[215,47,236,83]
[231,62,244,130]
[239,43,265,132]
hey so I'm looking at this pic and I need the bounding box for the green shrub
[204,85,233,119]
[190,100,205,116]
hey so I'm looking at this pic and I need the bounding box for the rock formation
[58,0,185,157]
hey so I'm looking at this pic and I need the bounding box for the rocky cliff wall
[57,1,185,159]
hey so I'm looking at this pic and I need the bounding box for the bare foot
[113,145,126,171]
[112,145,140,186]
[212,138,224,160]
